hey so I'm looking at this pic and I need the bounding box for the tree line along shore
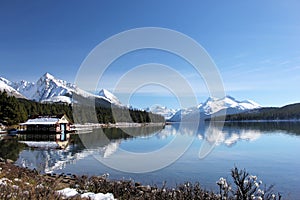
[0,91,165,127]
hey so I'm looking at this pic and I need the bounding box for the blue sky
[0,0,300,109]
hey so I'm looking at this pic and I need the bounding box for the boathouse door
[60,123,66,141]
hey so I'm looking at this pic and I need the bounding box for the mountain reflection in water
[11,122,300,198]
[14,122,300,174]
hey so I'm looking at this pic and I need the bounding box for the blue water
[15,122,300,199]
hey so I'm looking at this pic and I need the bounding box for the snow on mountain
[21,73,79,102]
[0,77,25,98]
[1,73,260,120]
[10,80,36,99]
[3,73,123,106]
[146,105,177,120]
[41,96,72,104]
[169,96,261,122]
[98,89,122,106]
[166,106,199,122]
[200,96,260,115]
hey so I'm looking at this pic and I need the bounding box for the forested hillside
[209,103,300,121]
[0,91,164,126]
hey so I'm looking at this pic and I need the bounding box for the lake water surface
[14,122,300,199]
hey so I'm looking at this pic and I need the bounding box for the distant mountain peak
[0,73,123,106]
[146,105,177,120]
[38,73,67,86]
[99,89,110,95]
[169,96,261,122]
[98,89,122,106]
[43,72,54,79]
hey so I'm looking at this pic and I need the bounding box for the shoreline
[0,160,219,200]
[0,122,166,138]
[71,122,165,132]
[207,119,300,123]
[0,155,283,199]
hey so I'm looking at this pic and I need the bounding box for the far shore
[0,122,166,133]
[207,119,300,123]
[71,122,165,129]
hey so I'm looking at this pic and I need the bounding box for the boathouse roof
[20,114,71,125]
[21,117,60,125]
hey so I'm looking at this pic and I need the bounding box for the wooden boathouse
[19,114,72,141]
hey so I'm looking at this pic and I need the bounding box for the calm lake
[14,122,300,199]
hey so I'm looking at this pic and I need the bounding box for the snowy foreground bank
[0,160,281,200]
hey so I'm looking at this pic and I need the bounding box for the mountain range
[0,73,262,121]
[0,73,122,106]
[145,105,177,120]
[143,96,262,122]
[167,96,261,122]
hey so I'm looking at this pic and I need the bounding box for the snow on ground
[57,188,115,200]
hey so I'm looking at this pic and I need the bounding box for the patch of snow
[81,192,115,200]
[57,188,78,197]
[0,178,12,186]
[57,188,115,200]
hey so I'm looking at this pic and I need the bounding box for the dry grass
[73,175,219,199]
[0,161,281,200]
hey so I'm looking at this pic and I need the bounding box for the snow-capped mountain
[200,96,261,115]
[98,89,122,106]
[167,106,200,122]
[0,77,25,98]
[1,73,261,121]
[145,105,177,120]
[13,73,76,102]
[0,73,123,106]
[169,96,261,122]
